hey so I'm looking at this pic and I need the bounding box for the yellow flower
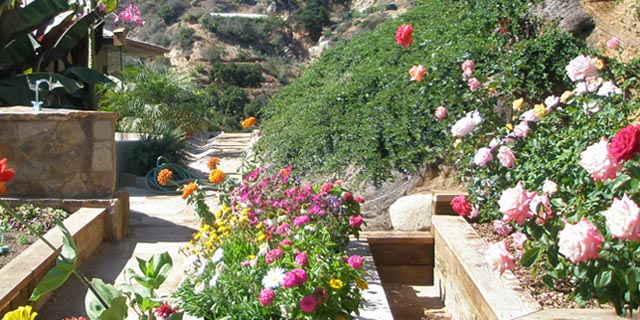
[215,210,223,220]
[256,222,264,230]
[505,123,514,131]
[512,97,524,111]
[3,306,38,320]
[156,168,173,186]
[591,57,605,70]
[329,278,344,290]
[209,168,225,184]
[256,232,266,242]
[533,103,548,118]
[356,278,368,290]
[181,182,197,199]
[560,90,573,104]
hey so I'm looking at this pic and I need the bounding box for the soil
[0,231,35,269]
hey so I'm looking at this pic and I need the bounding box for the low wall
[0,107,117,198]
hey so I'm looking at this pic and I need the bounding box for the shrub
[124,129,188,176]
[209,62,264,88]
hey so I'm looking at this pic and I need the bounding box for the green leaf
[97,296,128,320]
[520,247,541,268]
[549,197,566,209]
[85,278,125,320]
[131,252,173,290]
[29,260,74,301]
[57,218,77,262]
[542,274,555,289]
[62,66,112,85]
[16,0,74,35]
[594,269,613,288]
[166,313,183,320]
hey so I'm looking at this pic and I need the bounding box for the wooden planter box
[0,208,107,315]
[432,215,635,319]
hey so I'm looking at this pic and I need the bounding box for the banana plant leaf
[62,66,112,85]
[0,72,82,106]
[15,0,75,36]
[0,0,21,48]
[0,35,38,69]
[41,10,100,67]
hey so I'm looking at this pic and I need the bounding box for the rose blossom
[409,65,426,82]
[461,59,475,78]
[492,220,513,236]
[544,95,560,110]
[451,111,482,137]
[530,194,552,224]
[520,110,540,123]
[489,138,501,150]
[498,181,535,225]
[497,146,516,168]
[560,90,573,104]
[469,205,479,219]
[468,77,481,92]
[565,54,598,82]
[542,179,558,195]
[607,37,620,50]
[602,194,640,241]
[349,215,364,228]
[396,24,413,47]
[450,194,472,217]
[574,77,603,95]
[512,122,530,138]
[435,106,447,120]
[473,147,493,167]
[558,218,603,264]
[579,137,622,182]
[610,125,640,162]
[485,239,515,275]
[597,80,622,97]
[511,232,528,250]
[299,296,317,313]
[347,255,364,269]
[259,288,276,306]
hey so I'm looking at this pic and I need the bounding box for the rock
[388,194,433,231]
[308,39,334,60]
[531,0,594,39]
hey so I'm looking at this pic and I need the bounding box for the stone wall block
[92,141,113,172]
[18,121,55,140]
[93,120,114,141]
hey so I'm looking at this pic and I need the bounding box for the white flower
[262,267,285,289]
[194,281,206,294]
[597,80,622,97]
[542,179,557,195]
[565,54,598,82]
[209,274,220,287]
[304,224,316,232]
[211,248,224,264]
[520,109,540,123]
[451,111,482,137]
[574,77,603,95]
[544,95,560,110]
[257,243,269,257]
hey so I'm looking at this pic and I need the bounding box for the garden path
[37,132,392,319]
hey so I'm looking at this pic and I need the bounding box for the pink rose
[461,59,475,78]
[607,37,620,50]
[469,205,479,219]
[473,147,493,167]
[511,232,528,250]
[544,95,560,110]
[529,194,552,224]
[485,239,515,275]
[579,137,622,182]
[489,138,501,150]
[597,80,622,97]
[349,215,364,228]
[409,64,426,82]
[299,296,317,313]
[574,77,603,96]
[610,125,640,162]
[558,218,603,264]
[347,255,364,269]
[450,194,472,217]
[512,122,530,138]
[468,77,481,92]
[602,194,640,241]
[342,191,354,202]
[435,106,447,120]
[354,195,365,204]
[451,111,482,137]
[492,220,513,236]
[321,183,333,193]
[498,181,535,225]
[396,24,413,48]
[520,110,540,123]
[497,146,516,168]
[542,179,557,195]
[259,288,276,306]
[565,54,598,82]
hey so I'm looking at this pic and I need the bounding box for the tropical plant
[0,0,117,109]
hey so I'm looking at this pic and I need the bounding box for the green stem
[0,201,110,309]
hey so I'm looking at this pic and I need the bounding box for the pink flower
[610,125,640,162]
[597,80,622,97]
[512,122,530,138]
[520,110,540,123]
[435,106,447,120]
[511,232,528,250]
[347,255,364,269]
[485,239,515,275]
[461,59,475,78]
[607,37,620,50]
[544,95,560,110]
[542,179,558,195]
[489,138,501,150]
[565,54,598,82]
[321,183,333,193]
[354,195,365,204]
[283,272,298,288]
[265,248,284,265]
[342,191,354,201]
[602,194,640,241]
[349,215,364,228]
[279,239,292,247]
[558,218,603,264]
[468,77,481,92]
[300,296,317,313]
[492,220,513,236]
[579,137,622,182]
[396,24,413,48]
[530,194,552,224]
[451,111,482,137]
[409,65,426,81]
[469,205,479,219]
[497,146,516,168]
[116,4,144,27]
[574,77,603,95]
[498,181,535,225]
[473,147,493,167]
[450,194,472,217]
[292,268,308,284]
[155,302,178,320]
[259,288,276,306]
[293,215,310,227]
[295,252,309,266]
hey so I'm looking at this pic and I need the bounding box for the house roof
[102,29,169,56]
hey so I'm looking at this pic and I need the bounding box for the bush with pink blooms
[174,166,368,319]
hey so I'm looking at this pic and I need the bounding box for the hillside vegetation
[256,0,588,185]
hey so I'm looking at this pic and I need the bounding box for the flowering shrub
[175,166,368,319]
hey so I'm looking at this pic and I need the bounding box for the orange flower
[209,168,225,184]
[409,65,425,82]
[241,117,257,129]
[0,158,15,183]
[207,157,220,170]
[157,168,173,186]
[182,182,197,199]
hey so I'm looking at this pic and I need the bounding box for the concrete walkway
[38,132,391,319]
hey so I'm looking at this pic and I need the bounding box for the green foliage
[124,130,189,176]
[0,204,68,232]
[200,16,292,56]
[156,0,188,25]
[209,62,264,88]
[294,0,331,41]
[204,83,251,132]
[257,0,584,185]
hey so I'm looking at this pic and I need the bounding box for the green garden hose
[144,156,206,194]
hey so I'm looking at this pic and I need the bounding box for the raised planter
[0,207,107,315]
[432,214,636,319]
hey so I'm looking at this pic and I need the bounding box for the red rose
[450,195,472,217]
[395,24,413,48]
[610,125,640,162]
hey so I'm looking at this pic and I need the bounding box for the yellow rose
[505,123,514,131]
[533,103,548,117]
[512,98,524,111]
[560,90,573,104]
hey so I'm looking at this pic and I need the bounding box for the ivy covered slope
[256,0,585,185]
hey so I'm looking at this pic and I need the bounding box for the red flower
[450,195,472,217]
[0,158,14,182]
[396,24,413,48]
[609,125,640,162]
[155,302,178,320]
